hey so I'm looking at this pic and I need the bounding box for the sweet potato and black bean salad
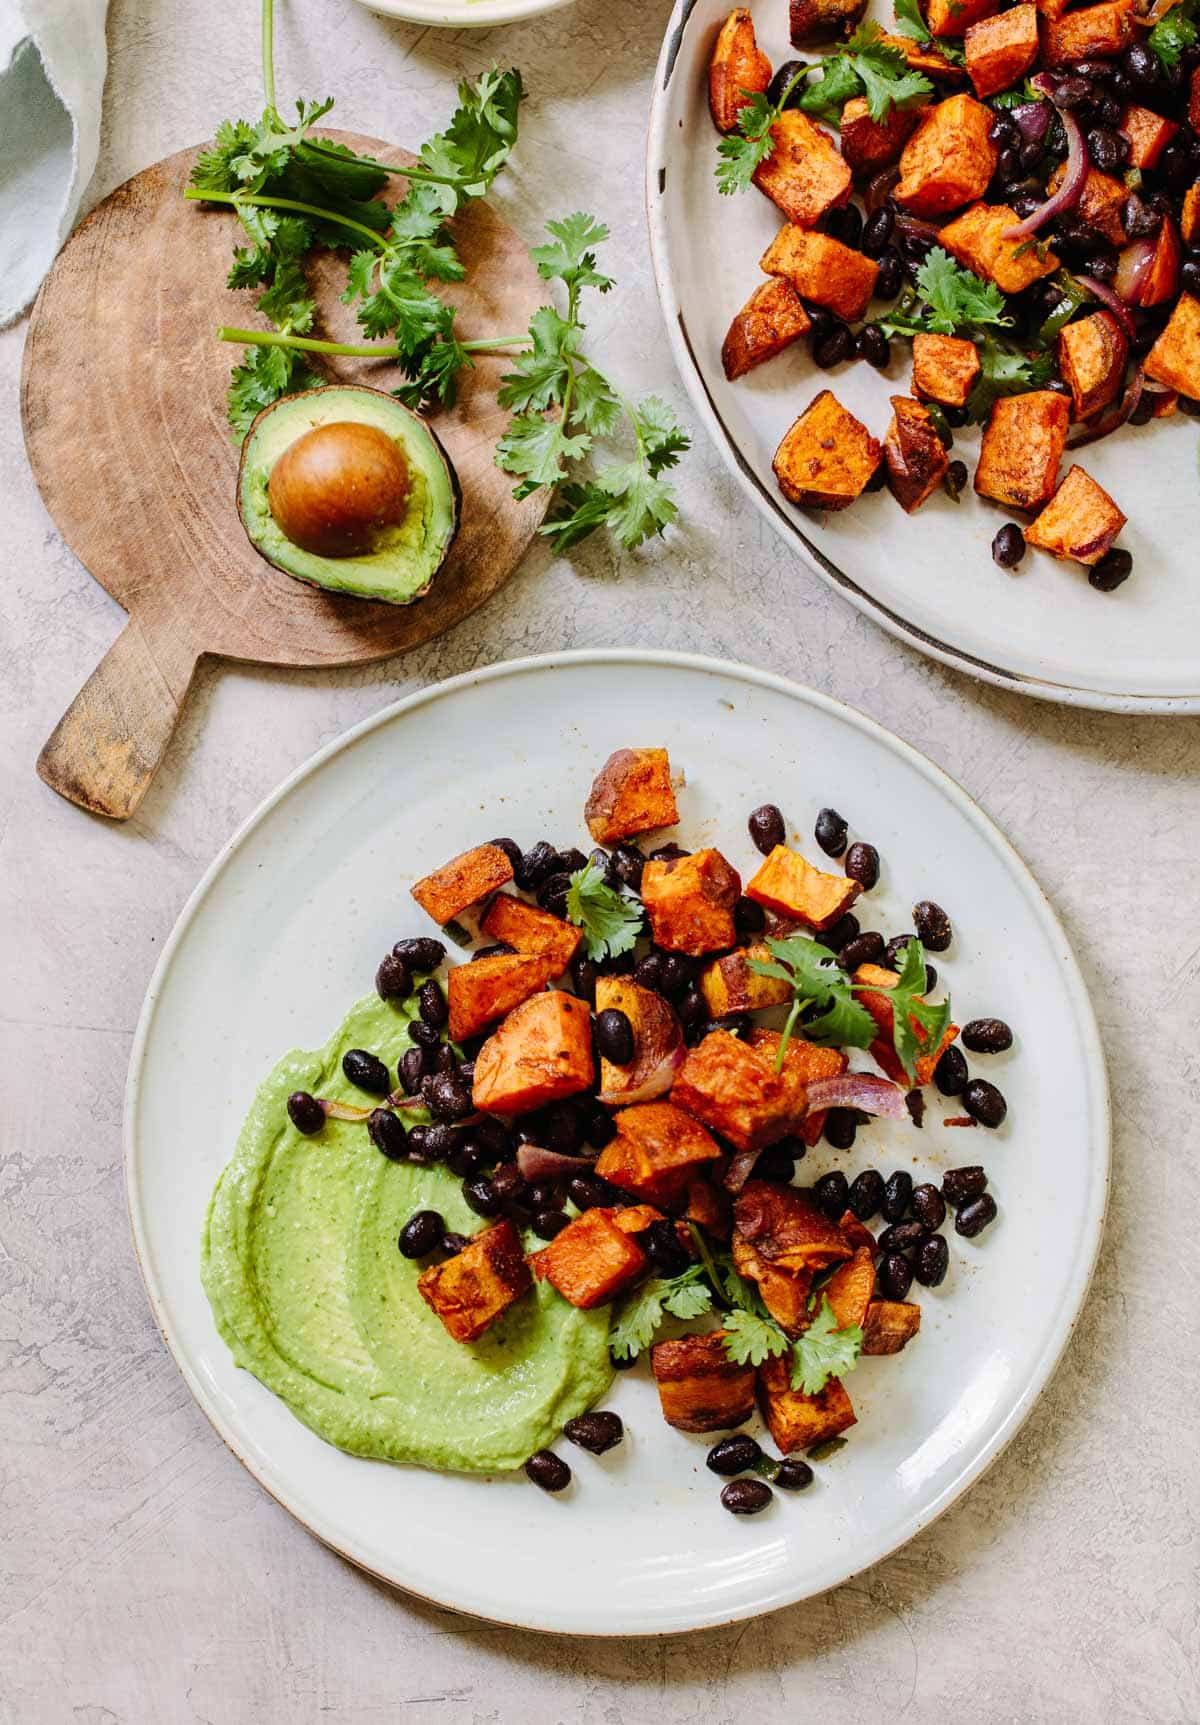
[709,0,1200,587]
[285,750,1012,1515]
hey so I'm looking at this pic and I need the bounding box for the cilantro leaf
[914,247,1009,335]
[881,936,952,1083]
[846,23,933,122]
[496,306,576,413]
[1149,0,1197,70]
[715,67,810,196]
[748,934,876,1068]
[892,0,932,41]
[965,335,1055,422]
[721,1308,792,1367]
[495,414,591,495]
[564,861,643,962]
[228,343,321,439]
[790,1297,863,1395]
[662,1278,715,1321]
[531,212,614,296]
[608,1267,711,1360]
[796,57,864,125]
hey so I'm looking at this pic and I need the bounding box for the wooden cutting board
[20,133,547,820]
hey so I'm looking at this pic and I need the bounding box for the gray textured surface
[2,0,1199,1718]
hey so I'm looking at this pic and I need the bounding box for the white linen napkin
[0,0,108,325]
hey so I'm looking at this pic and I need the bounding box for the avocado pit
[267,420,412,559]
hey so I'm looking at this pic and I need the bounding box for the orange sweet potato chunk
[584,748,678,845]
[965,3,1038,97]
[773,390,882,511]
[734,1179,852,1274]
[745,842,861,929]
[760,226,879,322]
[840,95,923,173]
[757,1354,857,1452]
[1057,311,1127,420]
[912,332,981,408]
[722,277,811,381]
[974,390,1069,511]
[937,202,1059,292]
[790,0,867,44]
[752,111,852,227]
[672,1031,810,1152]
[895,95,997,218]
[1048,163,1127,246]
[884,396,950,513]
[1192,65,1200,132]
[838,1208,878,1253]
[685,1175,732,1239]
[472,989,594,1114]
[927,0,996,35]
[854,960,960,1086]
[862,1298,923,1354]
[417,1220,531,1344]
[651,1332,757,1432]
[641,848,741,956]
[1119,103,1179,170]
[1026,464,1127,566]
[1041,0,1136,65]
[732,1232,814,1335]
[411,843,514,925]
[823,1246,876,1330]
[593,976,684,1101]
[699,944,793,1016]
[595,1101,722,1204]
[530,1207,646,1309]
[709,8,772,134]
[447,952,557,1042]
[479,894,581,972]
[1182,183,1200,245]
[880,31,968,78]
[1144,292,1200,399]
[611,1203,666,1234]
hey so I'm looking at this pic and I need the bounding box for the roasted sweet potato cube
[912,332,981,408]
[641,848,741,957]
[823,1246,876,1331]
[927,0,996,36]
[732,1232,813,1335]
[417,1220,531,1344]
[1026,464,1127,566]
[593,976,684,1101]
[1182,183,1200,245]
[862,1298,922,1354]
[837,1209,878,1253]
[1137,215,1182,308]
[531,1207,647,1309]
[757,1354,857,1452]
[672,1031,810,1153]
[854,961,959,1086]
[447,952,557,1042]
[685,1176,732,1240]
[840,95,923,173]
[773,391,882,511]
[790,0,867,43]
[721,277,811,381]
[880,31,968,78]
[746,1029,847,1090]
[1192,65,1200,132]
[479,894,581,971]
[699,944,793,1017]
[1048,163,1126,246]
[884,395,950,513]
[1119,103,1179,170]
[708,8,772,134]
[965,3,1038,96]
[1037,0,1069,21]
[734,1179,852,1274]
[411,843,514,926]
[1058,311,1127,420]
[1041,0,1136,65]
[651,1332,757,1432]
[595,1101,723,1204]
[760,226,879,321]
[745,842,861,929]
[472,989,593,1114]
[937,202,1059,292]
[974,389,1070,511]
[611,1203,665,1234]
[896,96,997,217]
[585,748,678,845]
[753,110,853,227]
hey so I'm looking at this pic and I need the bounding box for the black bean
[820,911,860,952]
[963,1078,1007,1128]
[537,871,573,918]
[944,458,968,500]
[392,937,446,972]
[427,1073,474,1123]
[878,1251,914,1300]
[775,1457,815,1491]
[645,1219,691,1278]
[474,1116,514,1160]
[911,900,951,953]
[595,1007,635,1065]
[806,307,834,350]
[375,953,412,1001]
[991,145,1020,188]
[287,1090,325,1135]
[748,803,786,854]
[988,112,1018,146]
[1123,41,1161,86]
[934,1043,969,1097]
[882,1169,913,1223]
[544,1101,586,1155]
[877,1220,929,1255]
[564,1411,624,1454]
[915,1234,950,1287]
[648,842,690,863]
[814,806,849,857]
[1052,73,1097,109]
[464,1175,501,1218]
[525,1180,560,1211]
[607,845,643,892]
[432,1044,456,1076]
[423,1125,460,1163]
[490,1162,528,1205]
[556,847,589,876]
[825,203,863,247]
[815,1171,850,1219]
[586,847,618,887]
[342,1048,392,1096]
[409,1020,441,1050]
[813,321,853,368]
[883,933,915,971]
[861,204,895,256]
[955,1193,998,1238]
[516,840,558,890]
[1087,126,1128,173]
[857,324,891,368]
[442,1231,471,1255]
[405,1124,433,1164]
[844,842,880,890]
[707,1433,764,1475]
[611,1349,638,1371]
[447,1140,486,1178]
[532,1209,569,1240]
[754,1139,798,1183]
[767,58,809,108]
[1089,548,1133,591]
[1011,189,1043,220]
[848,1167,884,1220]
[696,1014,750,1042]
[1184,256,1200,295]
[839,931,886,971]
[910,1182,946,1230]
[472,943,514,962]
[906,1089,926,1129]
[570,953,598,1004]
[942,1165,988,1207]
[1158,137,1194,190]
[368,1108,408,1160]
[1179,394,1200,417]
[734,895,766,936]
[875,248,904,300]
[721,1478,773,1515]
[417,979,449,1030]
[525,1449,571,1492]
[961,1017,1013,1054]
[822,1109,858,1153]
[991,523,1026,568]
[586,1106,617,1150]
[567,1173,620,1211]
[398,1209,444,1259]
[458,1060,476,1085]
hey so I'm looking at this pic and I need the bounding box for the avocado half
[237,385,461,604]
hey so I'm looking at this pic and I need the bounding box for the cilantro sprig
[886,937,953,1083]
[796,23,934,128]
[965,336,1056,423]
[878,246,1011,340]
[564,860,644,962]
[722,1294,863,1394]
[747,935,877,1070]
[1148,0,1197,69]
[891,0,966,68]
[609,1266,713,1360]
[715,68,809,196]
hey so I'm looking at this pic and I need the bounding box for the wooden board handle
[37,618,200,820]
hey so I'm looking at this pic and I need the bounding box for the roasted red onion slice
[802,1073,911,1119]
[1113,238,1156,306]
[1003,101,1087,241]
[1010,99,1051,145]
[722,1148,763,1194]
[596,983,685,1106]
[1075,272,1137,342]
[517,1145,595,1182]
[597,1041,685,1106]
[321,1098,374,1122]
[1068,360,1144,449]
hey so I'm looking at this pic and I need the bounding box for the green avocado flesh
[201,993,613,1472]
[238,387,458,603]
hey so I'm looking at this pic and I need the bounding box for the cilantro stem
[184,187,388,249]
[216,327,528,356]
[261,0,277,119]
[775,996,805,1072]
[687,1223,732,1311]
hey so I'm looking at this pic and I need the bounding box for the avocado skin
[237,385,461,604]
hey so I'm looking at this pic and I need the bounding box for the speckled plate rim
[123,648,1111,1635]
[645,3,1200,716]
[350,0,576,28]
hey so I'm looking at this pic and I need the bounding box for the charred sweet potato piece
[790,0,867,43]
[685,1176,732,1240]
[964,3,1038,97]
[773,390,882,511]
[734,1179,852,1274]
[837,1209,878,1253]
[884,395,950,513]
[709,8,772,134]
[1057,311,1127,419]
[840,95,923,173]
[651,1332,757,1432]
[472,989,593,1114]
[745,842,861,929]
[641,848,741,957]
[1182,183,1200,245]
[611,1203,665,1234]
[672,1031,810,1153]
[732,1233,813,1335]
[531,1207,647,1309]
[974,390,1069,511]
[447,952,557,1042]
[753,110,853,227]
[721,277,811,381]
[823,1246,876,1330]
[862,1298,922,1354]
[746,1029,846,1090]
[1042,0,1136,64]
[854,961,959,1086]
[1048,162,1126,246]
[1132,215,1182,308]
[895,96,997,217]
[417,1220,531,1344]
[927,0,996,35]
[912,332,981,408]
[1026,464,1127,566]
[937,202,1059,292]
[595,1101,723,1204]
[1192,65,1200,132]
[880,31,968,78]
[411,843,514,926]
[585,747,678,845]
[479,894,581,972]
[757,1354,857,1452]
[760,225,880,322]
[593,976,684,1102]
[699,944,793,1016]
[1119,103,1179,170]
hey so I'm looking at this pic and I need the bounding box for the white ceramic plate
[352,0,574,29]
[125,650,1109,1634]
[646,5,1200,713]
